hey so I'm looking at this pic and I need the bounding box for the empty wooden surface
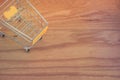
[0,0,120,80]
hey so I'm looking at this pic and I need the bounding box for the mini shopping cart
[0,0,48,52]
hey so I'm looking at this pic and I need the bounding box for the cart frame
[0,0,48,52]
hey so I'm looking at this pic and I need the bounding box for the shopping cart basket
[0,0,48,52]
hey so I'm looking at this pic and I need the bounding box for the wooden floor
[0,0,120,80]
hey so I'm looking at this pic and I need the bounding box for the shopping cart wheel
[0,33,5,38]
[26,49,30,52]
[2,34,5,37]
[24,47,31,52]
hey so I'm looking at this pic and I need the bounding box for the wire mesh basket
[0,0,48,52]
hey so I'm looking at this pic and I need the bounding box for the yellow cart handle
[32,26,48,45]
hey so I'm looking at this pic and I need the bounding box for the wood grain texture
[0,0,120,80]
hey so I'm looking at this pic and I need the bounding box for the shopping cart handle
[32,26,48,45]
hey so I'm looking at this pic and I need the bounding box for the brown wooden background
[0,0,120,80]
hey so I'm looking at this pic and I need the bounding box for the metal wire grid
[0,0,48,42]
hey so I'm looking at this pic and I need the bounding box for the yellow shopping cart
[0,0,48,52]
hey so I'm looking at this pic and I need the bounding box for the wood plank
[0,0,120,80]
